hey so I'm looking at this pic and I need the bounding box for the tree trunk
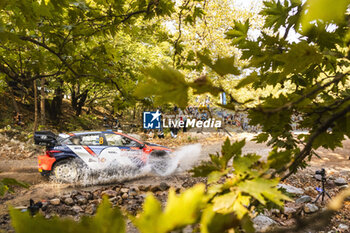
[8,85,20,114]
[40,78,45,125]
[33,80,38,132]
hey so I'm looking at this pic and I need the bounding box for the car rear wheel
[51,159,80,183]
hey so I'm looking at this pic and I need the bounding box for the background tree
[136,0,350,179]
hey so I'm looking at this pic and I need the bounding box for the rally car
[35,130,172,182]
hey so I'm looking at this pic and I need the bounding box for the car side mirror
[139,144,145,149]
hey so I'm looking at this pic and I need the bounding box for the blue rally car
[35,130,172,182]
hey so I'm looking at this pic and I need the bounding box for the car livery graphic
[35,130,172,182]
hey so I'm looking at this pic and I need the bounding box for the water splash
[75,144,202,186]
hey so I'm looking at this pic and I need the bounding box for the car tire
[50,159,81,183]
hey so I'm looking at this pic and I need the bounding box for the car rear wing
[34,131,57,147]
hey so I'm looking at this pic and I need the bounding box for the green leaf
[134,65,189,108]
[221,138,246,169]
[189,75,222,96]
[0,178,29,196]
[301,0,350,32]
[197,53,240,76]
[233,153,261,176]
[267,148,292,170]
[201,206,246,233]
[225,20,249,44]
[274,41,322,75]
[238,178,291,206]
[236,72,258,89]
[133,184,206,233]
[254,133,269,143]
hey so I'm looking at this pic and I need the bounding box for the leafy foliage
[192,138,290,232]
[10,196,125,233]
[136,0,350,179]
[0,178,29,196]
[132,185,207,233]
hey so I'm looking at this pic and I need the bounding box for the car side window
[122,136,141,147]
[80,134,101,146]
[105,134,124,146]
[105,134,141,147]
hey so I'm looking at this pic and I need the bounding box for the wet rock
[49,198,60,206]
[253,214,278,232]
[338,223,349,231]
[120,188,129,193]
[64,197,74,206]
[159,182,170,191]
[334,178,348,186]
[85,204,96,215]
[303,203,319,213]
[295,195,312,204]
[101,190,117,197]
[76,196,87,205]
[72,205,83,213]
[277,184,304,195]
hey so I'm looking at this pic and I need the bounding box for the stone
[128,189,138,196]
[64,197,74,206]
[304,186,317,195]
[101,190,117,197]
[122,193,128,199]
[159,182,170,191]
[82,192,93,200]
[253,214,278,232]
[76,196,87,205]
[120,188,129,193]
[72,205,83,213]
[338,223,349,231]
[339,185,349,191]
[295,195,312,204]
[85,204,96,215]
[277,184,304,195]
[283,207,297,215]
[334,178,348,186]
[303,203,319,213]
[49,198,60,206]
[150,186,160,192]
[315,174,322,181]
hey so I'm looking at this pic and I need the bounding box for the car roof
[67,131,143,143]
[69,130,117,135]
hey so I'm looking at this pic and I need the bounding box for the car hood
[146,143,172,151]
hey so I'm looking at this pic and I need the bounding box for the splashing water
[76,144,202,186]
[148,144,202,176]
